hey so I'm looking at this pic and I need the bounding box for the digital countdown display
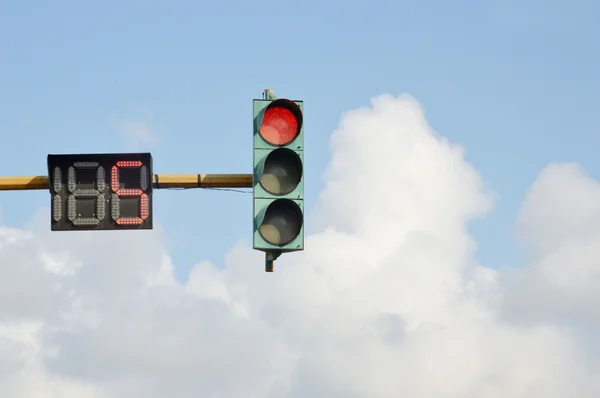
[47,153,153,231]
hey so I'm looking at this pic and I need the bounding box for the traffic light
[253,91,304,263]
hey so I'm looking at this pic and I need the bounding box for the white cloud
[118,121,158,147]
[503,164,600,327]
[112,106,159,147]
[133,105,155,118]
[1,94,600,397]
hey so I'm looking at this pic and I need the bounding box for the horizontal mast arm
[0,174,253,191]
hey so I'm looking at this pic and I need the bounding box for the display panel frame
[47,153,153,231]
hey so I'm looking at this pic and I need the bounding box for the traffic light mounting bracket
[265,250,282,272]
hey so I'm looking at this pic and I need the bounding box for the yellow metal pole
[153,174,252,189]
[0,176,49,190]
[0,174,252,191]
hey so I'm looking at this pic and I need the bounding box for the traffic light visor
[258,199,303,246]
[260,148,302,196]
[259,100,303,146]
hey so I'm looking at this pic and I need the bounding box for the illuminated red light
[140,193,149,220]
[116,160,142,167]
[116,217,143,225]
[112,160,149,226]
[117,188,143,197]
[260,105,299,146]
[111,163,144,196]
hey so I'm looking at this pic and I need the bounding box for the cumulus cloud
[503,163,600,328]
[118,121,157,146]
[112,106,159,148]
[1,94,599,397]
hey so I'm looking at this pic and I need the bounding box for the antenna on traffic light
[264,88,276,100]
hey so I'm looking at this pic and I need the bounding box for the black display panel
[47,153,153,231]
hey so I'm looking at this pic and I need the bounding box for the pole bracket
[265,250,282,272]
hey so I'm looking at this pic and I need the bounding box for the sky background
[2,1,600,396]
[1,0,599,281]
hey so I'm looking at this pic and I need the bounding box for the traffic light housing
[253,95,304,256]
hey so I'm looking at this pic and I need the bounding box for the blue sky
[1,0,598,281]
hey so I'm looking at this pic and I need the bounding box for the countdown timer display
[47,153,153,231]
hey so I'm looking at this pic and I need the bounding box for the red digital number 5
[110,160,150,226]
